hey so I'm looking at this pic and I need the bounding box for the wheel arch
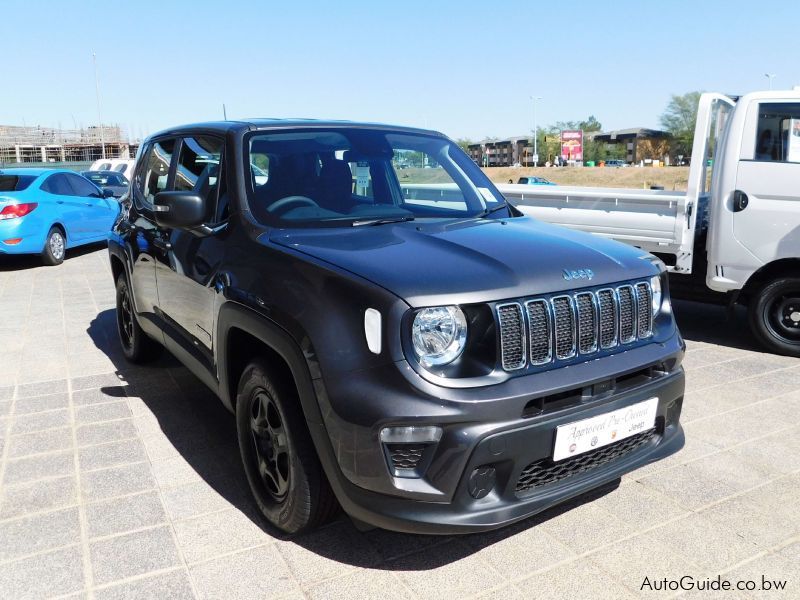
[739,258,800,304]
[216,302,324,428]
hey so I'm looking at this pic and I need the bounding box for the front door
[733,101,800,265]
[153,135,226,373]
[63,173,116,240]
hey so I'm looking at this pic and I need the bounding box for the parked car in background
[517,176,556,185]
[89,158,135,181]
[604,159,627,167]
[110,120,684,534]
[0,168,119,265]
[81,170,129,198]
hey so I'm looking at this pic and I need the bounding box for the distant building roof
[588,128,669,141]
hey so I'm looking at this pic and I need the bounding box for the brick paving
[0,246,798,599]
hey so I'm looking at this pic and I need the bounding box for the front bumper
[313,333,685,534]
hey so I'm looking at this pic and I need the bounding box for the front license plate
[553,397,658,462]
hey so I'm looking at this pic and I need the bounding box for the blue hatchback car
[0,168,120,265]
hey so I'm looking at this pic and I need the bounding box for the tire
[115,273,162,363]
[748,276,800,357]
[41,226,66,266]
[236,359,338,534]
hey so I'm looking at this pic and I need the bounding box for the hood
[269,216,658,307]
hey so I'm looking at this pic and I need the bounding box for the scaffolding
[0,124,136,165]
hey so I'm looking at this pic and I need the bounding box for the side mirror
[102,187,116,198]
[153,191,205,229]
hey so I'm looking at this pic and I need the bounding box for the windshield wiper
[351,216,415,227]
[479,203,511,218]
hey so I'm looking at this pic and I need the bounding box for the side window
[41,174,73,196]
[65,173,100,197]
[175,136,226,222]
[755,103,800,162]
[113,164,127,173]
[140,139,175,207]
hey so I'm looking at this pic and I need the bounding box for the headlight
[650,275,663,316]
[412,306,467,367]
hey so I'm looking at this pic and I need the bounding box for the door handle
[733,190,749,212]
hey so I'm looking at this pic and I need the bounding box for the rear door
[127,138,176,330]
[733,101,800,265]
[39,173,86,241]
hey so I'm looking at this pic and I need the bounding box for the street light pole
[530,95,542,165]
[92,52,106,159]
[765,73,776,90]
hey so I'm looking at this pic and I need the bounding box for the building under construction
[0,124,137,165]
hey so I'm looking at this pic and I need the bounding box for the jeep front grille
[496,280,654,372]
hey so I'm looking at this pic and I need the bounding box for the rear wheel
[41,227,65,266]
[236,359,338,534]
[115,273,161,362]
[748,276,800,357]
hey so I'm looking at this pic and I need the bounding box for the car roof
[148,119,445,140]
[82,170,124,175]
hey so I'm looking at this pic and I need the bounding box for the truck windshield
[245,128,506,226]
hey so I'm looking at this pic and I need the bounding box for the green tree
[455,138,474,153]
[660,91,702,156]
[579,115,602,133]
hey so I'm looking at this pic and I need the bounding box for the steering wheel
[267,195,319,214]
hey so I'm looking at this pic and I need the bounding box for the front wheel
[748,276,800,357]
[236,359,338,534]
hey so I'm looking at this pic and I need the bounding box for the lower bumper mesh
[515,428,657,495]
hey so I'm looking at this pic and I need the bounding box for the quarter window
[754,103,800,162]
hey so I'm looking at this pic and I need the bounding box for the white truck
[497,90,800,357]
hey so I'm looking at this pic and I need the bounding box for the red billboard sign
[561,130,583,161]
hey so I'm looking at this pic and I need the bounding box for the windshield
[246,128,506,226]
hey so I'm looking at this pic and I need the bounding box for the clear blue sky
[4,0,796,141]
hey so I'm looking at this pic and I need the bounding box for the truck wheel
[236,359,338,534]
[115,273,162,363]
[41,226,66,266]
[748,277,800,357]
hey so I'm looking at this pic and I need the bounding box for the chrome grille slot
[575,292,597,354]
[496,303,525,370]
[525,300,552,365]
[617,285,636,343]
[635,282,653,338]
[597,289,618,348]
[495,278,654,372]
[551,296,576,359]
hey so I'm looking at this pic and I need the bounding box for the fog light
[380,426,442,444]
[468,466,496,499]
